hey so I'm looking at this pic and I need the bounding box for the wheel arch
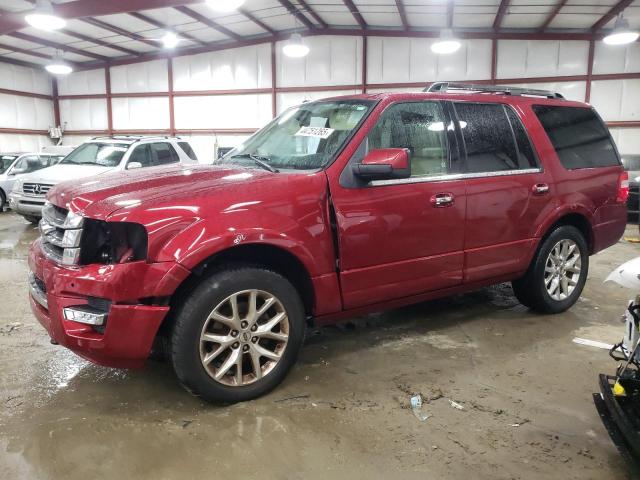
[542,213,594,254]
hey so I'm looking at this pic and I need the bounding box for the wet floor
[0,211,638,479]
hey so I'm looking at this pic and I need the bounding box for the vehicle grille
[23,182,53,197]
[39,203,84,265]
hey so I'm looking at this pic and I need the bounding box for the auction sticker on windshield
[295,126,334,139]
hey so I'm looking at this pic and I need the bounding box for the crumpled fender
[605,257,640,290]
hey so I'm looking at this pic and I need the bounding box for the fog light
[63,306,107,326]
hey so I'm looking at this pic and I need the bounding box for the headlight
[11,178,23,193]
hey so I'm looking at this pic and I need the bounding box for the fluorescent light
[206,0,245,12]
[603,15,639,45]
[162,31,179,49]
[24,0,66,31]
[431,29,461,54]
[45,54,72,75]
[283,33,310,58]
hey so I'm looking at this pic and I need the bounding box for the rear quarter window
[532,105,620,169]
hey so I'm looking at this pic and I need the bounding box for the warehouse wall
[56,35,640,162]
[0,63,55,153]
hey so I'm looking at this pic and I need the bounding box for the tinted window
[532,105,620,169]
[150,143,180,166]
[367,102,449,177]
[505,107,538,168]
[454,103,527,173]
[127,144,151,168]
[178,141,198,161]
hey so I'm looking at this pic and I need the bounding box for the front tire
[171,267,305,403]
[512,225,589,314]
[24,215,40,224]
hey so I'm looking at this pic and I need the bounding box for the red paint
[30,90,627,368]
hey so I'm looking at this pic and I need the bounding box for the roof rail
[425,82,565,99]
[90,135,175,141]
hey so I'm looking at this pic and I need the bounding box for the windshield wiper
[228,153,279,173]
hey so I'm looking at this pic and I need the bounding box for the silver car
[0,152,69,213]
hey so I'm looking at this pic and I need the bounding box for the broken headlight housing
[79,219,148,265]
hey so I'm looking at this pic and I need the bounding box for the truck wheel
[24,215,40,224]
[512,225,589,314]
[171,267,306,403]
[0,190,5,212]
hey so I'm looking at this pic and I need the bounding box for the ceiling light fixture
[603,15,639,46]
[45,53,72,75]
[25,0,66,31]
[283,33,310,58]
[162,31,180,49]
[205,0,246,12]
[431,29,461,54]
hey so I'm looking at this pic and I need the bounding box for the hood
[605,257,640,290]
[47,164,282,220]
[21,163,115,184]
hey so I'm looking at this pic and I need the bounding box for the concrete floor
[0,211,638,480]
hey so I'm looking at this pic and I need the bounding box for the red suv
[28,83,628,403]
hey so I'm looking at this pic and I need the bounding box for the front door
[330,100,467,309]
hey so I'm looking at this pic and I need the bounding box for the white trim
[369,168,542,187]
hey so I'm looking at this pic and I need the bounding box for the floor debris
[410,394,431,421]
[572,337,613,350]
[449,399,465,410]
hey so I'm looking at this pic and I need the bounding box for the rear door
[331,100,467,309]
[451,101,555,282]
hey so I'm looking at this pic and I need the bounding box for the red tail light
[617,171,629,203]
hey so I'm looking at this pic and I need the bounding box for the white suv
[10,136,198,223]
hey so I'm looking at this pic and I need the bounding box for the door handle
[431,192,454,207]
[532,183,550,195]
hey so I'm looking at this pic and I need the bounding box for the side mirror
[351,148,411,181]
[127,162,142,170]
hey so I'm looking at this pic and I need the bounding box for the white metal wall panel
[497,40,589,78]
[57,68,106,96]
[276,89,360,114]
[112,97,170,130]
[610,129,640,156]
[0,134,51,152]
[110,59,168,93]
[0,94,54,130]
[59,99,108,130]
[590,79,640,121]
[61,134,93,147]
[178,134,250,164]
[175,94,272,129]
[276,36,362,88]
[593,42,640,75]
[518,81,587,102]
[173,44,271,91]
[367,37,492,84]
[0,63,51,95]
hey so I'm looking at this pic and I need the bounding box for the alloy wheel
[544,239,582,301]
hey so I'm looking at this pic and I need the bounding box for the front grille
[23,183,53,197]
[39,203,84,265]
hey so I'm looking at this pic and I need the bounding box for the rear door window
[532,105,620,169]
[453,102,535,173]
[150,143,180,167]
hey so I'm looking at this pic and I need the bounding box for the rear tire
[512,225,588,314]
[171,267,305,403]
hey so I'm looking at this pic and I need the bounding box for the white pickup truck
[9,136,198,223]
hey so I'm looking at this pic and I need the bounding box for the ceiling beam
[128,12,207,46]
[0,55,44,69]
[238,8,277,35]
[173,6,244,41]
[343,0,367,29]
[0,0,203,36]
[591,0,634,31]
[395,0,409,30]
[277,0,316,30]
[298,0,328,29]
[60,29,140,56]
[539,0,568,32]
[9,31,110,61]
[493,0,510,31]
[81,18,158,48]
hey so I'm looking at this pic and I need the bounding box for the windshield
[220,100,374,171]
[61,142,128,167]
[0,155,17,174]
[11,155,60,174]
